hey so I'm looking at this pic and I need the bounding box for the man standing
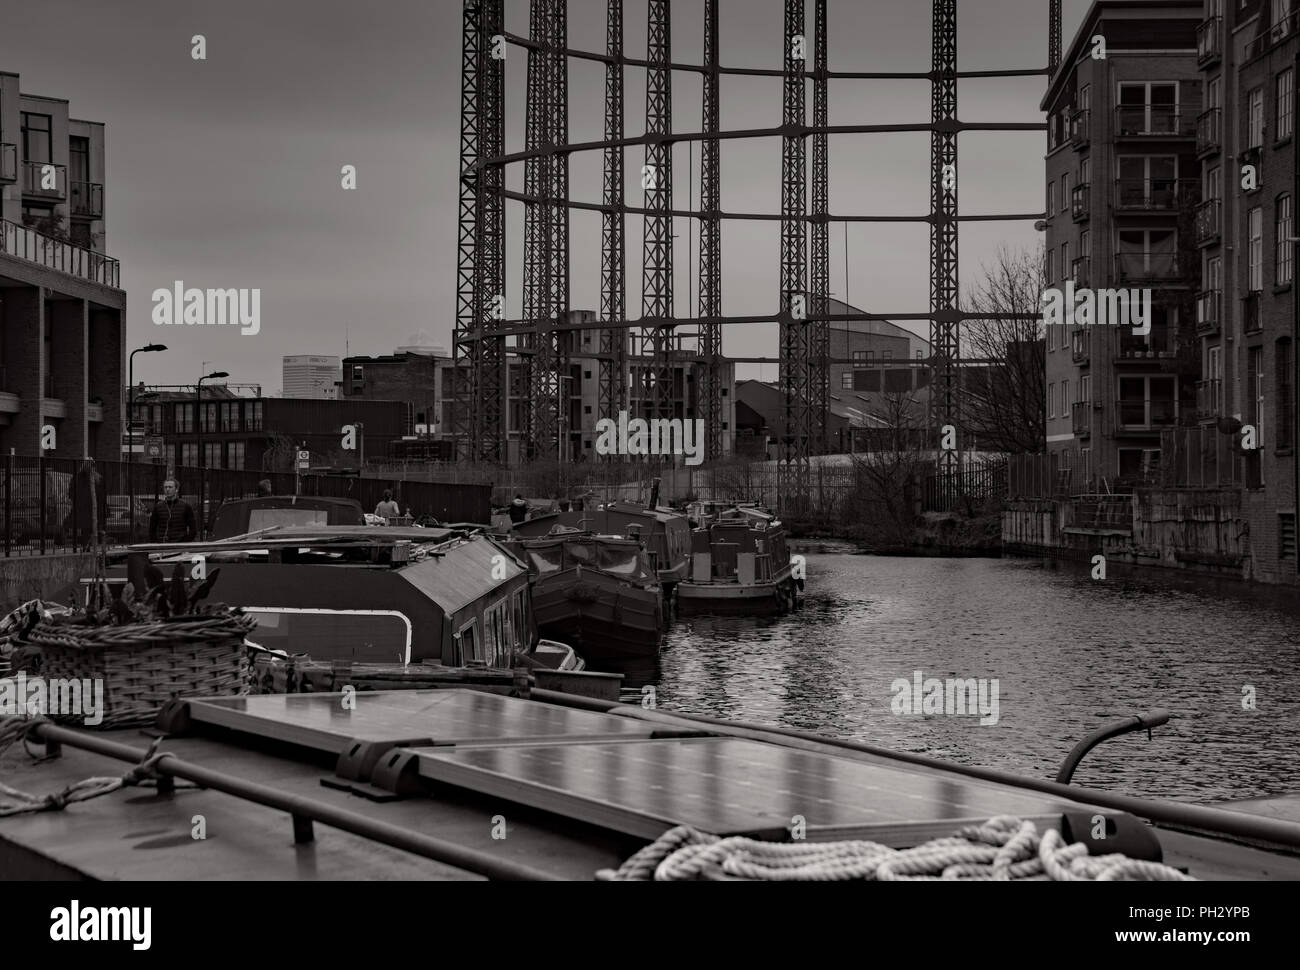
[149,479,198,543]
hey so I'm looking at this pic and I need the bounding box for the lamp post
[196,369,229,538]
[127,343,166,542]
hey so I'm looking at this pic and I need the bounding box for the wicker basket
[17,611,257,729]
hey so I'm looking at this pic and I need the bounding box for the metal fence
[0,455,492,556]
[922,460,1008,513]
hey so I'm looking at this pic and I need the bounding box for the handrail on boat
[20,719,561,882]
[1055,709,1171,785]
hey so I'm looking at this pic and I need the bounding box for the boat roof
[128,524,462,554]
[397,533,528,614]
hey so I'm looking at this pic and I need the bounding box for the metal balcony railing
[1195,379,1223,422]
[1247,10,1299,59]
[1195,198,1221,245]
[1113,178,1197,212]
[1071,183,1089,222]
[70,181,103,219]
[0,144,15,182]
[1119,329,1174,359]
[21,160,66,199]
[1117,398,1178,430]
[1072,401,1091,436]
[0,219,120,288]
[1244,292,1262,335]
[1197,16,1223,65]
[1114,104,1193,137]
[1071,329,1089,365]
[1196,107,1221,156]
[1069,108,1090,148]
[1115,252,1180,283]
[1070,257,1090,288]
[1195,289,1221,336]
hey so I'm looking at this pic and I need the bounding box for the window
[1277,195,1294,284]
[203,442,222,468]
[1080,374,1091,405]
[1047,181,1056,217]
[1079,229,1090,259]
[20,113,52,163]
[1117,229,1176,279]
[1061,173,1070,212]
[1048,113,1058,151]
[1274,0,1295,40]
[245,400,264,430]
[851,350,867,367]
[1061,242,1070,279]
[1047,382,1056,418]
[1206,164,1221,203]
[1250,345,1266,455]
[180,443,198,467]
[1062,380,1069,415]
[1208,75,1221,112]
[882,350,893,364]
[1248,87,1264,149]
[1045,249,1054,284]
[1118,82,1178,134]
[1249,207,1264,291]
[1118,376,1177,428]
[176,403,194,434]
[1079,156,1090,186]
[1079,84,1090,112]
[1278,69,1295,140]
[228,441,246,470]
[1207,254,1222,291]
[841,373,853,389]
[69,136,89,184]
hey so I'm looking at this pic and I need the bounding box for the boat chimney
[648,477,661,509]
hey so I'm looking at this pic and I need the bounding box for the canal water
[650,554,1300,803]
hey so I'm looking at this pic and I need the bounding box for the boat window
[528,545,567,574]
[244,608,411,664]
[598,545,645,577]
[459,619,481,662]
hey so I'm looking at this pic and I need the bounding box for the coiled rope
[598,815,1195,881]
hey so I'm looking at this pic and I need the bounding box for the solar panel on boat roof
[185,690,656,755]
[413,738,1082,845]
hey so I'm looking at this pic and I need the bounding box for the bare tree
[846,387,929,546]
[961,245,1046,454]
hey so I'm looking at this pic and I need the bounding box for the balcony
[1117,327,1177,362]
[0,219,120,288]
[1071,328,1089,365]
[1068,108,1090,148]
[1196,379,1223,422]
[1196,108,1221,157]
[0,143,15,182]
[1246,10,1299,59]
[1116,398,1178,431]
[1243,292,1262,335]
[1115,251,1180,284]
[70,181,103,219]
[1070,257,1091,288]
[1195,198,1221,246]
[1072,401,1091,437]
[21,160,66,200]
[1113,178,1197,213]
[1197,17,1223,66]
[1195,289,1221,337]
[1071,183,1089,222]
[1114,105,1194,138]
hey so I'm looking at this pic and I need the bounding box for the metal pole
[128,353,135,544]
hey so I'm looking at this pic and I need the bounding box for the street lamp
[127,343,166,543]
[196,369,229,538]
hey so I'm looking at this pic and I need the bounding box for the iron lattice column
[641,0,674,424]
[477,0,506,463]
[929,0,960,475]
[455,0,486,461]
[521,0,549,459]
[599,0,627,430]
[699,0,723,460]
[778,0,810,513]
[810,0,830,455]
[1050,0,1062,74]
[547,0,571,461]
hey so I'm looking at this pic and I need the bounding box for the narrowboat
[503,529,665,666]
[678,506,801,614]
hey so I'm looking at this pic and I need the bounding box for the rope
[0,728,181,818]
[601,814,1195,881]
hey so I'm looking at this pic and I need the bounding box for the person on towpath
[149,479,198,543]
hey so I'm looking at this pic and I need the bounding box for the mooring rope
[598,814,1195,881]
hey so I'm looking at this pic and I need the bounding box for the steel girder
[778,0,810,514]
[641,0,674,423]
[929,0,960,475]
[1050,0,1062,74]
[811,0,830,456]
[455,0,485,461]
[698,0,723,461]
[599,0,627,431]
[477,0,506,463]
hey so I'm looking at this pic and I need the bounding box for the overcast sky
[2,0,1092,392]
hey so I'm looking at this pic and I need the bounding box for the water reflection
[652,554,1300,803]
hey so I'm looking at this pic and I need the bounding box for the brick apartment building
[1045,0,1300,581]
[0,69,124,461]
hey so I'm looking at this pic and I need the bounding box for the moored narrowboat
[678,506,801,614]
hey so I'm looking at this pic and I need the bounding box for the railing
[921,459,1008,513]
[1195,289,1221,336]
[1071,401,1091,436]
[1119,330,1174,358]
[1115,251,1180,282]
[1195,198,1221,245]
[1071,183,1089,221]
[1196,107,1221,155]
[1071,328,1089,365]
[1160,426,1240,488]
[1195,379,1223,422]
[1113,178,1197,212]
[70,180,103,219]
[1246,10,1299,59]
[1197,16,1223,65]
[21,160,66,199]
[1069,108,1090,147]
[1244,292,1262,335]
[1070,256,1090,288]
[0,219,120,288]
[1117,398,1178,430]
[1114,105,1193,137]
[0,143,15,182]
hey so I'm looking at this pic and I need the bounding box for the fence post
[3,451,10,557]
[39,452,47,554]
